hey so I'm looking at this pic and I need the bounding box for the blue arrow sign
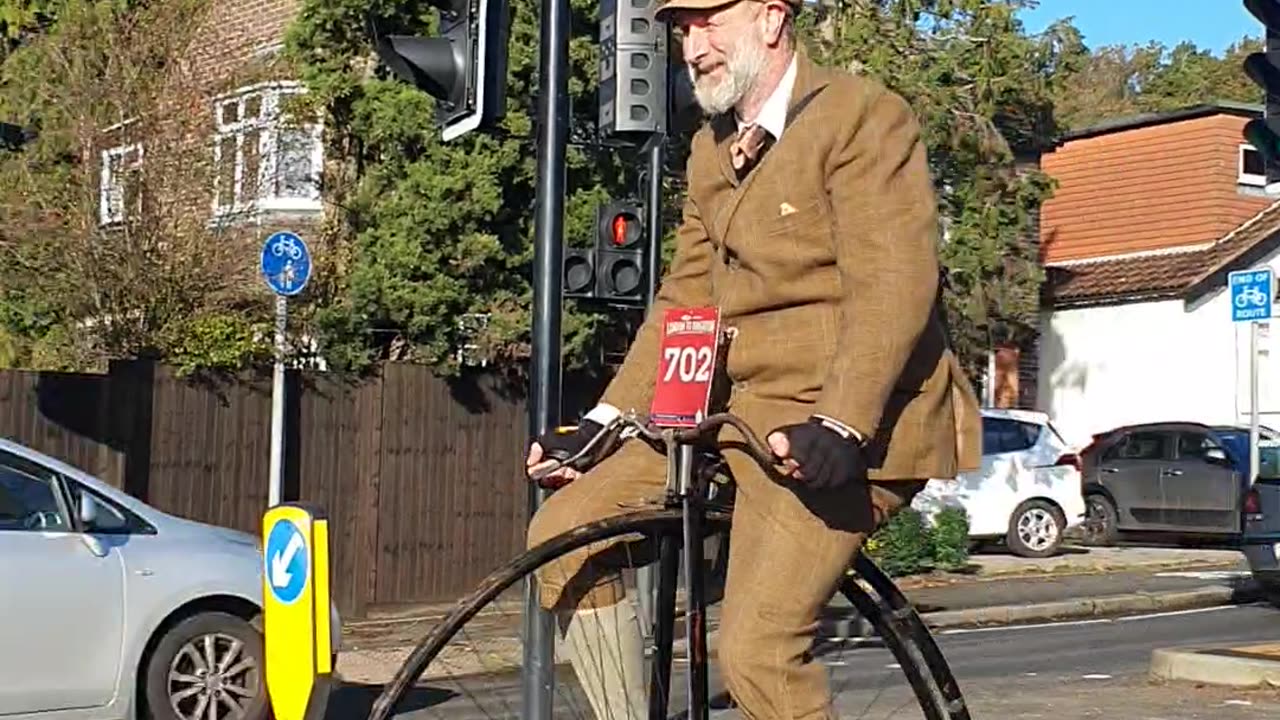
[264,517,309,605]
[1230,267,1274,323]
[261,231,312,297]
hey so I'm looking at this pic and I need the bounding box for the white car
[912,408,1087,558]
[0,437,341,720]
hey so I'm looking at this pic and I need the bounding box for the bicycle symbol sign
[1229,267,1274,323]
[650,306,721,428]
[260,231,312,297]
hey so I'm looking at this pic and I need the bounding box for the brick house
[98,0,322,248]
[1034,101,1280,447]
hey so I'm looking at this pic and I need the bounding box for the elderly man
[525,0,982,717]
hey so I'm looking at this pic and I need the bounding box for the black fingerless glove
[772,417,867,490]
[537,419,605,470]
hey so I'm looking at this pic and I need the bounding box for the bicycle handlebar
[528,411,780,483]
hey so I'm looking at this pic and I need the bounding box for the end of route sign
[263,503,332,720]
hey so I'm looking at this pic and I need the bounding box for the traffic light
[561,200,648,307]
[373,0,510,142]
[595,201,646,304]
[1244,0,1280,187]
[598,0,668,138]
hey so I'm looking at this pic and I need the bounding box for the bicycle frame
[650,440,708,720]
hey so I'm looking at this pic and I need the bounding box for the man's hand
[767,417,867,490]
[526,419,605,489]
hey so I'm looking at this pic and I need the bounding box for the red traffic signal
[599,202,642,249]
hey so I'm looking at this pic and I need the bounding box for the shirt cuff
[584,403,622,426]
[812,413,865,444]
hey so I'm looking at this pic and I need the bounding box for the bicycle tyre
[366,508,952,720]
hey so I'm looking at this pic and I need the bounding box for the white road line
[936,603,1247,636]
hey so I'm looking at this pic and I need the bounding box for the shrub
[930,506,971,572]
[867,508,932,577]
[866,505,972,577]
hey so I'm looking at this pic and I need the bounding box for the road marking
[1153,570,1250,580]
[937,604,1246,636]
[1081,673,1112,680]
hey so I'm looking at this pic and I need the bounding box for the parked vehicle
[912,408,1086,558]
[0,437,341,720]
[1078,421,1254,546]
[1241,438,1280,607]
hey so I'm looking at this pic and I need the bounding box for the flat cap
[655,0,802,20]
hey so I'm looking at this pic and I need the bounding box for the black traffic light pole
[522,0,570,711]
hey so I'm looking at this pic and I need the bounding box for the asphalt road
[329,601,1280,719]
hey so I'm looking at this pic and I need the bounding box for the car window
[982,418,1041,455]
[63,480,145,534]
[0,454,68,532]
[1177,432,1226,463]
[1101,431,1169,461]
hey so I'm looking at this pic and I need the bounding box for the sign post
[263,503,332,720]
[1230,267,1274,483]
[260,231,313,507]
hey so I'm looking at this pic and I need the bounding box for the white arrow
[270,532,304,588]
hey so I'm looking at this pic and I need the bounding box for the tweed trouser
[526,402,926,720]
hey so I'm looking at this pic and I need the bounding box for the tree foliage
[1044,19,1262,131]
[0,0,279,373]
[281,0,643,381]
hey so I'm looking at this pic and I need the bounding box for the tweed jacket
[599,51,982,481]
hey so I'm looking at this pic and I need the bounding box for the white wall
[1038,249,1280,449]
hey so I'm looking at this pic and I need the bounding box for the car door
[1163,430,1243,534]
[1094,429,1172,530]
[0,449,125,715]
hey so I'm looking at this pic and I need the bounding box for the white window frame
[211,80,323,218]
[99,142,143,226]
[1239,143,1267,187]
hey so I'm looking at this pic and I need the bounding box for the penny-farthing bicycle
[364,307,969,720]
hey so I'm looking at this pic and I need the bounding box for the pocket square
[779,202,797,216]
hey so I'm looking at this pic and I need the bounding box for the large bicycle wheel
[363,508,962,720]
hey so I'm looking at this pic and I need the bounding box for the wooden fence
[0,359,608,619]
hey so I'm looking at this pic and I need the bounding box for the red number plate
[649,306,721,428]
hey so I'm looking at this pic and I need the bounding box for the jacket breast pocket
[761,196,827,238]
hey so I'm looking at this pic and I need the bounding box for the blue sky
[1017,1,1262,55]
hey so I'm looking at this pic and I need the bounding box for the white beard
[689,31,767,116]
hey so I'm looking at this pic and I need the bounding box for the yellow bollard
[263,503,332,720]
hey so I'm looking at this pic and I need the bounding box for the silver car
[0,437,341,720]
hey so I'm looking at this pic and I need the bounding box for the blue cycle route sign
[1230,267,1274,323]
[260,231,312,297]
[264,517,309,605]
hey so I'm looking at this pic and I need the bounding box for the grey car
[1242,438,1280,605]
[1078,421,1251,545]
[0,437,341,720]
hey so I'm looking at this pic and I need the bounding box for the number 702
[662,346,714,383]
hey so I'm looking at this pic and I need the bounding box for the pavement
[326,603,1280,718]
[333,543,1265,687]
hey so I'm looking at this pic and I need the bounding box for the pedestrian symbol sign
[265,518,309,605]
[1230,267,1274,323]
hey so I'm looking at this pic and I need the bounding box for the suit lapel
[710,50,829,244]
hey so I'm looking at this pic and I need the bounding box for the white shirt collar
[737,52,797,138]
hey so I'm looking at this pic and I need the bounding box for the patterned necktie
[730,123,769,172]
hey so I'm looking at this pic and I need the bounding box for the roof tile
[1046,200,1280,305]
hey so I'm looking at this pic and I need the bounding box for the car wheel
[1080,493,1119,547]
[143,611,267,720]
[1006,499,1066,558]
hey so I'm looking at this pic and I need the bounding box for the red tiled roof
[1046,200,1280,306]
